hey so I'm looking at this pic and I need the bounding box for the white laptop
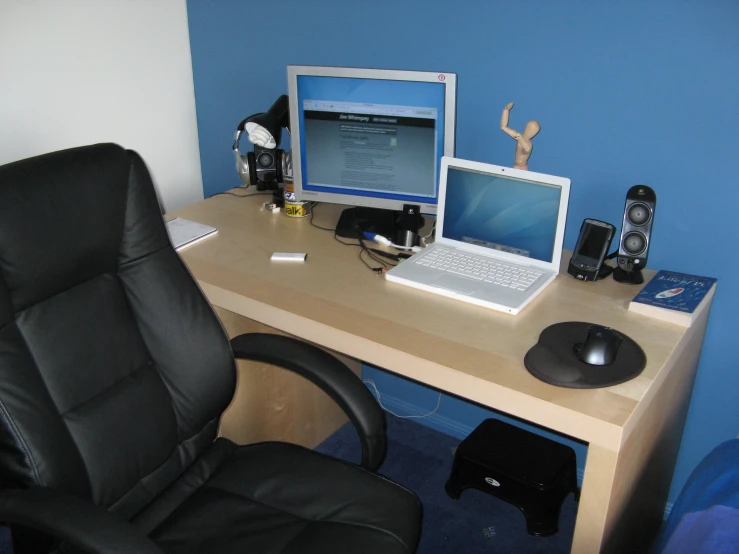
[385,156,570,315]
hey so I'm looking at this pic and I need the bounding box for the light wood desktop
[170,191,711,554]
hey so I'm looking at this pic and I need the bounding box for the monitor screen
[287,65,457,216]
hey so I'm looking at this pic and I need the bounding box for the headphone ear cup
[234,150,251,186]
[247,151,257,187]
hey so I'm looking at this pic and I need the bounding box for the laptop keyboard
[416,248,543,291]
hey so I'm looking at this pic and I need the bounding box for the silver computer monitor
[287,65,457,221]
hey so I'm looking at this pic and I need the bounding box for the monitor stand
[335,207,399,240]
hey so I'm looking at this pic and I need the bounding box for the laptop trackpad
[433,274,480,295]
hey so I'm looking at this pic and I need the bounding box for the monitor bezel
[287,65,457,215]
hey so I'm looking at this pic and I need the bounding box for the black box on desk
[445,418,579,536]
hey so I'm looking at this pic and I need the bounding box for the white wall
[0,0,203,212]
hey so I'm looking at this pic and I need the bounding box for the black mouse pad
[524,321,647,388]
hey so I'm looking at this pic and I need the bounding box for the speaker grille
[626,202,651,226]
[622,231,647,255]
[257,151,274,168]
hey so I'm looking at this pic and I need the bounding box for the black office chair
[0,144,421,554]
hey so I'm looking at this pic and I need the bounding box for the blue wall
[187,0,739,505]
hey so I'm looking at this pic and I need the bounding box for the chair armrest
[230,333,386,471]
[0,487,164,554]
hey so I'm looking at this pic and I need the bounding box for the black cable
[359,242,393,272]
[209,185,273,199]
[328,227,383,271]
[309,202,336,232]
[333,234,361,247]
[360,239,395,269]
[368,248,400,262]
[335,230,392,272]
[308,202,396,273]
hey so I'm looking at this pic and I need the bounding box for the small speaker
[395,204,423,247]
[613,185,656,284]
[253,145,283,190]
[233,143,283,191]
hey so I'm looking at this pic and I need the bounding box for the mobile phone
[567,219,616,281]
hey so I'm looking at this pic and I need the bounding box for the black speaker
[252,145,283,190]
[395,203,424,247]
[613,185,656,284]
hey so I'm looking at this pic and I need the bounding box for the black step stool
[445,418,579,536]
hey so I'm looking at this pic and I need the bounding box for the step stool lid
[457,419,576,488]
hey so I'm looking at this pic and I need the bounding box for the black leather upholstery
[0,144,422,553]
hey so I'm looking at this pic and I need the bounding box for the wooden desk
[170,192,710,554]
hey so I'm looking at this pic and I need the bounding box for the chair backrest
[0,144,236,520]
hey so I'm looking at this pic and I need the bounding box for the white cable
[419,220,436,247]
[363,379,441,419]
[391,242,423,253]
[366,233,423,253]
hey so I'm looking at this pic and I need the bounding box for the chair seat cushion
[148,441,421,554]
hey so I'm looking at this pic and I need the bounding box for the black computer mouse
[573,325,623,366]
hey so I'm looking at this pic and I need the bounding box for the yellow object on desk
[283,182,310,218]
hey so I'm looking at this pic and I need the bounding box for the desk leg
[213,306,361,448]
[572,314,708,553]
[574,424,689,554]
[571,445,617,553]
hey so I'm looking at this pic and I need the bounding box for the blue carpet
[315,415,578,554]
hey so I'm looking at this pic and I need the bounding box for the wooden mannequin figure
[500,102,540,171]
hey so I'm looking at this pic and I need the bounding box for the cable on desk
[363,232,423,253]
[208,185,274,199]
[309,203,399,274]
[332,234,391,273]
[420,220,436,247]
[358,238,397,273]
[367,248,402,262]
[308,201,335,232]
[364,379,442,419]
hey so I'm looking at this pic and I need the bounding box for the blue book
[629,270,717,326]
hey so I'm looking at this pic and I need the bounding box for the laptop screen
[442,167,563,263]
